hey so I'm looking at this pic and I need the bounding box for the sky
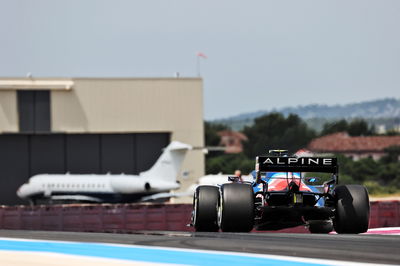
[0,0,399,119]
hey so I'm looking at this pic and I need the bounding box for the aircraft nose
[16,184,26,198]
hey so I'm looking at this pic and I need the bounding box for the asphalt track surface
[0,230,399,265]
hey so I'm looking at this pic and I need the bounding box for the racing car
[192,150,370,234]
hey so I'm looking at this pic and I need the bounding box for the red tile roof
[217,130,248,141]
[308,132,400,153]
[217,130,248,154]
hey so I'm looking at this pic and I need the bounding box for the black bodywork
[253,155,338,230]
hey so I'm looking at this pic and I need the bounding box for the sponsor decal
[262,157,334,166]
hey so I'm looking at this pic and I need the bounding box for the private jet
[17,141,192,204]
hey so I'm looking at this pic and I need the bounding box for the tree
[348,157,380,183]
[380,145,400,163]
[204,122,229,147]
[321,120,348,136]
[206,154,254,174]
[347,119,373,136]
[320,118,374,136]
[242,113,316,158]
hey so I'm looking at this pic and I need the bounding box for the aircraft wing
[140,191,193,202]
[50,195,103,203]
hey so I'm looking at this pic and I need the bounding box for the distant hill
[213,98,400,132]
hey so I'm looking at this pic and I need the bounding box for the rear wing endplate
[256,156,338,173]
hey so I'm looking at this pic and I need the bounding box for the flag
[197,52,208,59]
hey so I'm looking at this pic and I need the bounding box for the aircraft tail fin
[140,141,192,183]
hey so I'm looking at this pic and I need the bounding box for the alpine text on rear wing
[256,156,338,173]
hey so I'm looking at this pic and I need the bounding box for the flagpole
[197,55,200,77]
[196,52,207,77]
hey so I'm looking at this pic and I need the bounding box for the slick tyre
[219,183,254,232]
[334,185,370,234]
[193,186,220,232]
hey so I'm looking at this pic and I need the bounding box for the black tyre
[308,220,333,234]
[334,185,370,234]
[219,183,254,232]
[193,186,220,232]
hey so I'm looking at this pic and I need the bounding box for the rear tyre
[334,185,370,234]
[308,220,333,234]
[219,183,254,232]
[193,186,220,232]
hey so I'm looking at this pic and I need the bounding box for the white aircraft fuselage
[17,141,192,204]
[187,173,254,194]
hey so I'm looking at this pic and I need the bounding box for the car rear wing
[256,156,338,174]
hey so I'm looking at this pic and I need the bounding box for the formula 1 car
[192,150,370,234]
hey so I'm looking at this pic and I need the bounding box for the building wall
[0,78,204,203]
[344,152,385,161]
[51,78,203,137]
[0,91,18,132]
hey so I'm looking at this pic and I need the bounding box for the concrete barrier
[0,201,398,233]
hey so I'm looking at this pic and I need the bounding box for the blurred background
[0,0,399,205]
